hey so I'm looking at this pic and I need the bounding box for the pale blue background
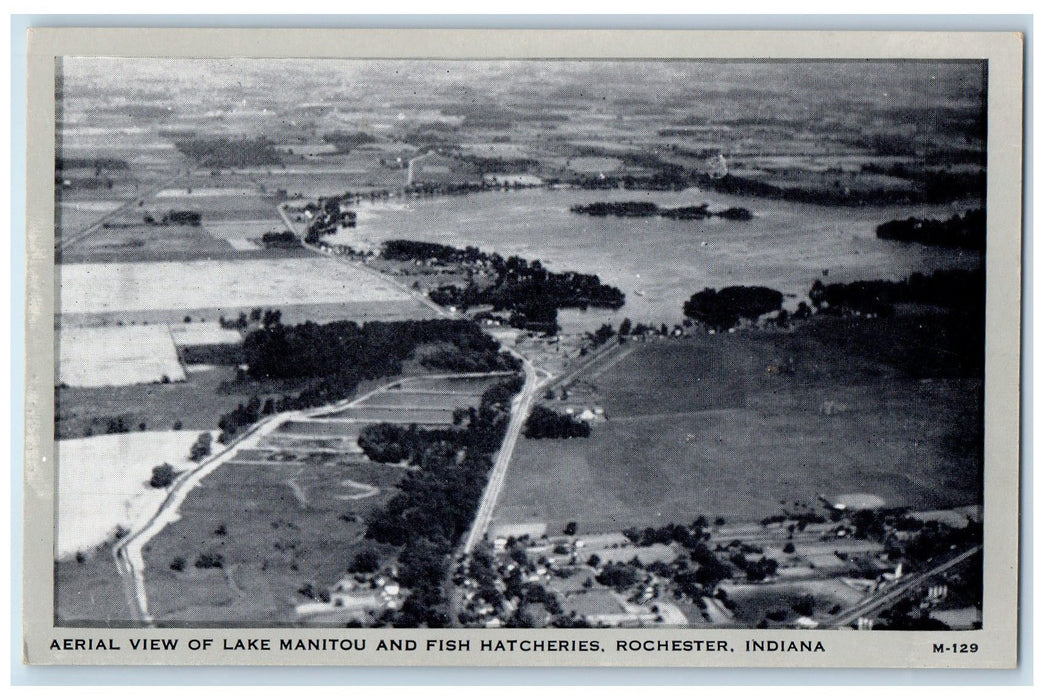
[9,13,1032,686]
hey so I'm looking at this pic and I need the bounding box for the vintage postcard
[22,28,1023,668]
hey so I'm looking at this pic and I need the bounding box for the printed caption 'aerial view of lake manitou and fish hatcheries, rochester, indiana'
[54,59,984,632]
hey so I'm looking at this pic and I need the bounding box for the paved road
[461,354,550,554]
[828,544,983,628]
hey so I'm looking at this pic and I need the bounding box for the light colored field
[156,187,258,198]
[56,430,211,559]
[355,391,477,409]
[274,420,361,438]
[168,322,242,347]
[59,325,186,387]
[58,258,412,315]
[395,376,497,393]
[59,199,123,212]
[320,406,456,424]
[225,238,260,251]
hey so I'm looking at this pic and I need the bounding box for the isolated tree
[189,432,212,461]
[149,464,176,489]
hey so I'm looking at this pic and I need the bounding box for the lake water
[337,187,982,332]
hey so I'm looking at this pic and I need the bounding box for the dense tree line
[683,286,784,330]
[570,201,752,221]
[698,170,984,207]
[382,240,484,264]
[809,269,985,317]
[56,156,129,171]
[359,376,524,466]
[174,136,282,168]
[320,130,377,153]
[570,201,659,217]
[359,375,524,627]
[875,208,985,250]
[242,318,515,380]
[216,319,518,442]
[429,257,625,316]
[522,406,591,439]
[382,240,624,330]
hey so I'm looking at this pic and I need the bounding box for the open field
[58,325,186,387]
[260,434,363,453]
[60,299,439,328]
[56,430,212,558]
[56,200,123,237]
[59,223,242,264]
[319,406,457,424]
[393,376,500,393]
[274,420,362,438]
[203,219,291,252]
[145,192,276,222]
[55,546,137,626]
[58,257,414,315]
[721,579,866,627]
[140,453,403,624]
[354,391,477,409]
[168,322,243,347]
[56,366,251,439]
[494,315,983,533]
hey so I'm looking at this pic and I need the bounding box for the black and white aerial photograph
[52,57,988,633]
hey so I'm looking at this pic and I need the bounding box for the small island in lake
[570,201,753,221]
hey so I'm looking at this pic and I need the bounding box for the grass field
[59,224,241,264]
[394,376,499,393]
[58,325,186,387]
[354,391,477,409]
[721,579,865,626]
[56,366,252,439]
[58,257,414,315]
[274,420,362,438]
[55,547,136,626]
[494,314,983,533]
[145,192,276,222]
[319,406,456,424]
[56,200,123,237]
[140,454,402,624]
[60,298,439,328]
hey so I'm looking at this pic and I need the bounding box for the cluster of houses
[301,197,357,243]
[455,529,691,629]
[294,571,406,621]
